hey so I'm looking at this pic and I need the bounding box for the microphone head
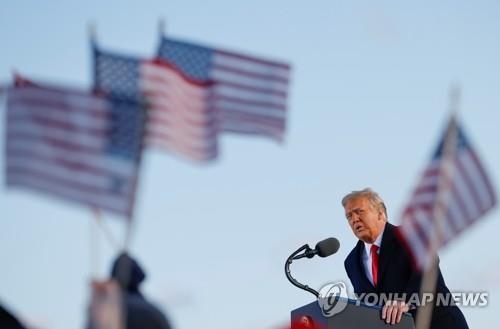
[315,237,340,258]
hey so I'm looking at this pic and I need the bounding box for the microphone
[285,237,341,298]
[293,237,340,260]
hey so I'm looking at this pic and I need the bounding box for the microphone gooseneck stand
[284,244,319,298]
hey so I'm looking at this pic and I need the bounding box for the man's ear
[378,208,385,221]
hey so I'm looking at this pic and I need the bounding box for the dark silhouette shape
[0,303,27,329]
[87,252,172,329]
[112,253,172,329]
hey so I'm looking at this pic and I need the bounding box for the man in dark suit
[342,188,469,328]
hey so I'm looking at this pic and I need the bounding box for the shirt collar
[363,228,384,256]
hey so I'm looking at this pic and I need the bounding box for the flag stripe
[445,198,466,232]
[399,222,427,268]
[212,63,289,84]
[214,95,286,111]
[222,122,283,141]
[8,87,109,113]
[456,152,484,213]
[7,174,130,214]
[453,160,481,219]
[212,70,288,93]
[220,110,285,128]
[8,122,106,150]
[215,99,286,118]
[147,111,219,135]
[449,182,471,228]
[469,150,497,206]
[146,127,218,149]
[6,160,131,194]
[409,210,431,255]
[145,138,217,161]
[437,202,459,242]
[215,79,287,98]
[460,150,495,211]
[213,50,291,73]
[8,100,108,123]
[8,112,107,136]
[7,148,133,179]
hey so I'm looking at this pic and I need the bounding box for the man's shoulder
[381,222,404,246]
[344,240,362,269]
[384,222,399,235]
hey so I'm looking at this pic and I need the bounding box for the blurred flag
[398,115,496,269]
[94,46,218,162]
[157,36,291,142]
[5,77,142,218]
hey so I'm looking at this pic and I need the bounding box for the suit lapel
[354,240,376,292]
[378,223,397,289]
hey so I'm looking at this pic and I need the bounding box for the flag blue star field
[93,48,143,101]
[94,45,218,162]
[5,76,143,218]
[157,37,291,142]
[398,116,497,269]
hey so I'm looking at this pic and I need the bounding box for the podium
[291,298,415,329]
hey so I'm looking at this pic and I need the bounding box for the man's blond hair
[341,188,388,221]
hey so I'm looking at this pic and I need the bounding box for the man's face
[344,196,385,243]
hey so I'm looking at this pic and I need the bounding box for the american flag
[157,37,291,142]
[398,116,496,269]
[5,78,142,218]
[94,46,218,162]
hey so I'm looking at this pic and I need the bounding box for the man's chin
[355,232,372,243]
[355,233,366,241]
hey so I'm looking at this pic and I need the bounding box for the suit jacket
[344,223,469,329]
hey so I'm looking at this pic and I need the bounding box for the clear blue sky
[1,1,499,329]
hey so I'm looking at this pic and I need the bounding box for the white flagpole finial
[88,22,97,43]
[158,18,166,37]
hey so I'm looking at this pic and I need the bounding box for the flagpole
[90,207,101,279]
[416,86,460,329]
[123,213,136,252]
[119,95,148,329]
[90,206,122,276]
[157,17,166,54]
[158,18,166,38]
[88,21,97,44]
[118,174,144,329]
[122,139,145,253]
[87,21,100,282]
[96,209,120,250]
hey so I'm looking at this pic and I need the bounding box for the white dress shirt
[362,230,384,286]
